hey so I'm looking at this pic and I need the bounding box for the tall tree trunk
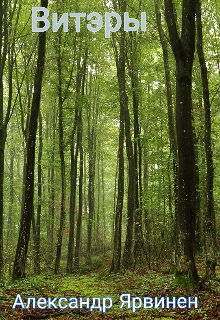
[7,148,14,276]
[102,155,106,256]
[34,112,43,275]
[0,97,6,280]
[13,0,48,280]
[49,110,56,247]
[196,0,216,277]
[126,33,144,264]
[66,57,81,273]
[45,109,56,256]
[97,150,100,243]
[86,76,97,264]
[122,41,136,267]
[110,0,126,273]
[54,34,66,275]
[122,100,135,269]
[164,0,199,286]
[0,0,10,279]
[155,0,178,262]
[143,131,151,268]
[74,110,83,268]
[74,48,87,268]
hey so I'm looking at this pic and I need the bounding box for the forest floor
[1,258,220,319]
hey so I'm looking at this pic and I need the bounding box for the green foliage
[1,0,220,299]
[1,266,220,319]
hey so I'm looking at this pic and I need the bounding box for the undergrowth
[1,260,220,319]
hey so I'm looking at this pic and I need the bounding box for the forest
[1,0,220,319]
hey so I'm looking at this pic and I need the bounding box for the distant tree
[74,47,88,268]
[66,55,81,274]
[54,19,77,274]
[86,72,98,264]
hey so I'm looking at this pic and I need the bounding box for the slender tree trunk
[143,131,149,237]
[86,85,97,264]
[18,84,31,225]
[122,93,135,269]
[13,0,48,280]
[50,111,56,247]
[66,58,81,273]
[54,34,66,275]
[0,113,5,279]
[164,0,199,286]
[155,0,178,263]
[66,117,79,273]
[97,150,100,243]
[74,49,87,268]
[110,0,126,273]
[102,155,106,255]
[7,148,14,276]
[46,110,55,252]
[34,112,43,275]
[126,34,144,264]
[0,0,10,279]
[74,109,83,268]
[192,109,201,254]
[196,0,216,277]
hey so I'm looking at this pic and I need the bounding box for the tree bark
[74,110,83,268]
[122,97,135,269]
[13,0,48,280]
[155,0,178,260]
[196,0,216,277]
[110,0,126,273]
[7,147,14,276]
[164,0,199,286]
[126,33,144,265]
[66,57,81,273]
[86,75,97,264]
[74,48,87,268]
[47,110,55,249]
[34,112,43,275]
[54,34,66,275]
[0,0,10,279]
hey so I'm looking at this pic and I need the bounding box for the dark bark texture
[164,0,199,285]
[13,0,48,280]
[155,0,178,262]
[110,0,126,273]
[196,0,216,277]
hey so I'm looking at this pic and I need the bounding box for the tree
[33,111,43,275]
[196,0,216,277]
[54,18,77,274]
[86,72,98,264]
[13,0,48,279]
[110,0,127,273]
[0,0,9,279]
[74,46,88,268]
[54,32,67,275]
[164,0,199,286]
[0,0,20,279]
[67,53,81,273]
[155,0,178,260]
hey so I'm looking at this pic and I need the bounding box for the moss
[173,272,197,289]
